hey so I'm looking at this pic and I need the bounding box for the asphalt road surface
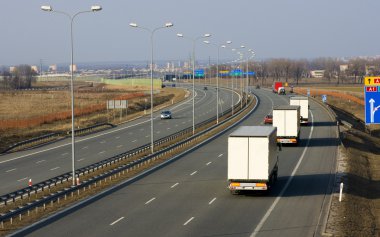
[0,84,240,195]
[17,88,338,237]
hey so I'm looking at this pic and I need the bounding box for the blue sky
[1,0,379,66]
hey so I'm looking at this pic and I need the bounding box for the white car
[160,111,172,119]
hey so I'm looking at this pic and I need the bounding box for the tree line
[1,65,37,89]
[213,57,380,85]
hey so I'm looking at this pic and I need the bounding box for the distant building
[9,67,16,73]
[49,64,57,72]
[310,70,325,78]
[340,65,348,72]
[31,65,39,73]
[69,64,77,72]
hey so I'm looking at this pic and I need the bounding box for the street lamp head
[41,5,52,11]
[241,45,245,48]
[204,33,211,38]
[165,22,174,27]
[129,23,138,28]
[91,5,102,12]
[221,45,226,48]
[226,41,232,44]
[176,33,183,37]
[203,40,210,44]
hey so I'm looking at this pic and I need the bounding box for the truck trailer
[228,126,279,193]
[290,96,309,125]
[273,105,300,144]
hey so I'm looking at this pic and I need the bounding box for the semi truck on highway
[273,105,300,144]
[228,126,279,193]
[290,96,309,124]
[272,81,283,93]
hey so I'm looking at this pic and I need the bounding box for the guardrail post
[19,214,22,221]
[10,217,12,225]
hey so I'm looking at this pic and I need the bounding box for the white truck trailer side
[273,105,300,144]
[228,126,279,193]
[290,96,309,125]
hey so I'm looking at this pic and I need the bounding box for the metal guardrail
[2,123,116,154]
[0,96,249,223]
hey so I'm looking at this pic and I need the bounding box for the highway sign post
[364,76,380,124]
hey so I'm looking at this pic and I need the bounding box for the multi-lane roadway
[0,84,239,195]
[13,88,338,237]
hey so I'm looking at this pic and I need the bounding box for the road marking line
[209,197,216,205]
[50,167,60,171]
[182,122,186,124]
[117,145,123,148]
[17,177,28,182]
[82,146,88,150]
[171,183,179,188]
[6,168,17,173]
[36,160,46,164]
[110,217,125,226]
[78,158,85,162]
[115,136,120,139]
[190,171,197,176]
[156,131,161,134]
[61,152,68,156]
[145,135,150,138]
[183,217,194,226]
[132,140,137,143]
[218,153,223,158]
[206,162,212,166]
[250,111,314,237]
[99,151,106,154]
[145,197,156,205]
[167,128,171,130]
[100,140,106,144]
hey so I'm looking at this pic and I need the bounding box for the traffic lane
[255,99,338,237]
[0,86,226,195]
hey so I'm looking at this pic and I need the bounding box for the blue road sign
[322,95,327,103]
[365,86,380,124]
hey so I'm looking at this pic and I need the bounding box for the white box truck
[290,96,309,125]
[228,126,279,193]
[273,105,300,144]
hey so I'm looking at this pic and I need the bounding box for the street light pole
[130,22,173,154]
[41,5,102,186]
[177,33,211,134]
[203,40,231,124]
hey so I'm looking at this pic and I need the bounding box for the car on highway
[203,86,208,90]
[160,110,172,119]
[264,114,273,124]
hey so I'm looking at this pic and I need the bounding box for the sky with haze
[1,0,379,66]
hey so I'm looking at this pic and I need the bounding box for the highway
[17,88,338,237]
[0,84,240,195]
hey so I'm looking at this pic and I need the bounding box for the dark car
[203,86,208,90]
[160,110,172,119]
[264,114,273,124]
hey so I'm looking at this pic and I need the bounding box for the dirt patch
[326,128,380,236]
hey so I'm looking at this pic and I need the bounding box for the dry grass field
[0,82,186,151]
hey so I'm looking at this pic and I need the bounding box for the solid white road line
[250,111,315,237]
[171,183,179,188]
[99,151,106,154]
[190,171,197,176]
[36,160,46,164]
[145,197,156,205]
[6,168,17,173]
[208,197,216,205]
[206,162,212,166]
[183,217,194,226]
[110,217,125,226]
[50,167,60,171]
[17,177,28,182]
[218,153,223,158]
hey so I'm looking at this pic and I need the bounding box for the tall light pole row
[41,5,102,186]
